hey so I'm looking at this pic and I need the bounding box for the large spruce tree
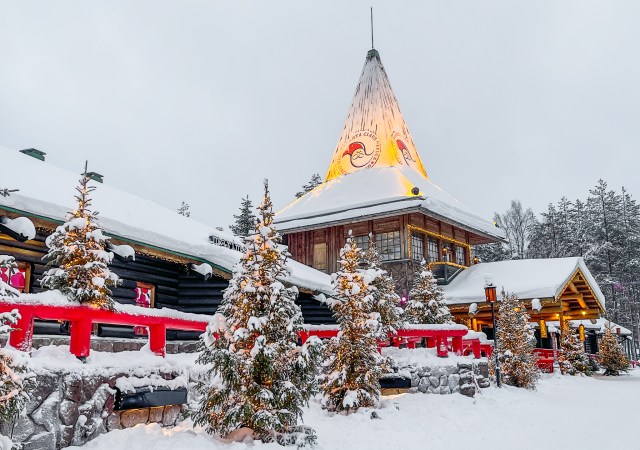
[494,291,539,389]
[194,180,322,445]
[598,323,630,376]
[362,234,403,337]
[321,232,387,413]
[404,260,453,325]
[40,164,119,309]
[558,323,592,376]
[229,195,257,237]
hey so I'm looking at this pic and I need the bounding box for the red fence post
[472,340,481,359]
[69,318,93,358]
[9,310,34,351]
[452,336,463,355]
[149,324,167,357]
[426,337,436,348]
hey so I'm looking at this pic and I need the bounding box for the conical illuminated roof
[325,49,428,181]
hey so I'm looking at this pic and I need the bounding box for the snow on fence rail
[1,294,485,359]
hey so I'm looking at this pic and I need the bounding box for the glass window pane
[376,231,401,261]
[411,234,424,261]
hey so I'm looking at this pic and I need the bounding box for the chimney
[85,171,104,183]
[19,148,46,161]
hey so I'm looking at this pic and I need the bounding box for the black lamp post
[484,282,501,387]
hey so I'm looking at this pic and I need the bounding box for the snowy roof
[275,49,503,241]
[443,257,606,309]
[0,145,333,294]
[276,166,504,240]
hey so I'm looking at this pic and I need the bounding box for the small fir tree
[494,291,539,388]
[321,231,388,413]
[558,323,592,376]
[229,195,257,237]
[362,234,403,337]
[295,174,322,198]
[0,256,19,297]
[194,180,322,445]
[598,323,630,376]
[404,260,453,324]
[40,163,119,309]
[177,201,191,217]
[0,310,32,426]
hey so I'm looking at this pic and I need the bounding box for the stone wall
[384,360,490,397]
[1,369,190,450]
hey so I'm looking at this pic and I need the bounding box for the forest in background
[474,179,640,345]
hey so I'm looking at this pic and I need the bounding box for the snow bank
[383,347,485,367]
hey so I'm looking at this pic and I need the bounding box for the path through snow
[71,370,640,450]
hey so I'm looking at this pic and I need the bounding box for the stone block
[60,425,74,448]
[460,383,476,398]
[445,366,459,375]
[418,377,430,393]
[149,406,164,423]
[411,374,420,388]
[439,386,451,395]
[162,405,181,426]
[23,431,55,450]
[106,413,121,431]
[120,408,150,428]
[439,375,448,387]
[417,367,430,377]
[458,363,473,372]
[7,414,37,442]
[63,374,84,403]
[448,374,460,392]
[59,400,79,426]
[429,376,440,388]
[26,373,58,414]
[427,385,439,394]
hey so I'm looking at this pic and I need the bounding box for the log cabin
[0,146,334,340]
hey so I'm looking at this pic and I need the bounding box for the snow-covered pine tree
[404,259,453,325]
[194,180,322,445]
[472,242,511,262]
[0,256,19,298]
[558,322,592,376]
[177,201,191,217]
[0,310,32,426]
[362,234,403,337]
[494,291,539,388]
[229,195,257,237]
[321,231,387,413]
[40,163,119,310]
[295,174,322,198]
[598,323,630,376]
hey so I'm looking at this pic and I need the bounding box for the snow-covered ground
[69,370,640,450]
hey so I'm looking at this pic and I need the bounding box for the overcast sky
[1,1,639,230]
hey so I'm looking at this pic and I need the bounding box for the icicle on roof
[325,49,428,182]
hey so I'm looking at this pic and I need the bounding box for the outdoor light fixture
[579,324,585,341]
[484,274,501,387]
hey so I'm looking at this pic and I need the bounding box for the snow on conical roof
[325,49,427,181]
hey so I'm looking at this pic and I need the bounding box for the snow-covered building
[275,48,505,296]
[0,146,333,338]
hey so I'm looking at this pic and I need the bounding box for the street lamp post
[484,281,501,388]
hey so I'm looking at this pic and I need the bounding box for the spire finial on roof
[370,7,374,49]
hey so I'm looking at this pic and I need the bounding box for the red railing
[0,301,209,358]
[301,326,470,357]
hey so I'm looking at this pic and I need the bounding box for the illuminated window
[0,263,30,293]
[427,238,439,263]
[411,234,424,261]
[352,235,369,252]
[134,282,155,335]
[456,246,466,266]
[442,242,452,262]
[376,231,401,261]
[313,243,327,272]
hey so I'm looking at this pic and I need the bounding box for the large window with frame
[442,242,452,262]
[376,231,401,261]
[134,282,155,335]
[427,238,439,263]
[411,234,424,261]
[0,262,30,293]
[456,246,466,266]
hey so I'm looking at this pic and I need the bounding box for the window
[456,246,466,266]
[376,231,401,261]
[313,243,327,272]
[427,238,439,263]
[134,282,155,335]
[0,262,30,293]
[352,235,369,252]
[411,234,424,261]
